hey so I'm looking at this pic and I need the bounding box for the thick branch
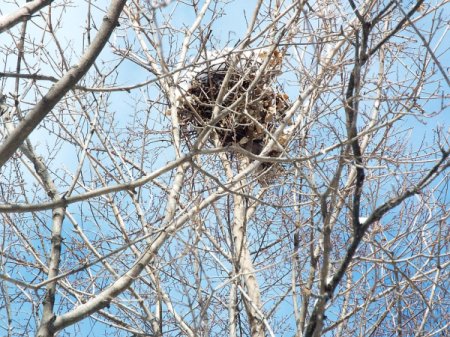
[304,149,449,337]
[49,164,188,332]
[0,0,127,169]
[0,0,53,34]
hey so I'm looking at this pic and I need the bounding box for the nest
[176,50,291,159]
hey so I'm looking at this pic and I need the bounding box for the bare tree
[0,0,449,336]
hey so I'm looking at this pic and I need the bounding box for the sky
[0,0,449,335]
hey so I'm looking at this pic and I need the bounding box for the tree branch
[0,0,53,34]
[0,0,127,169]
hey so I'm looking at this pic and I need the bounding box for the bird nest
[177,50,291,159]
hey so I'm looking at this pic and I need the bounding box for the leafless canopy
[0,0,449,336]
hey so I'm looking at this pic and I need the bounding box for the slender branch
[369,0,425,57]
[392,0,450,86]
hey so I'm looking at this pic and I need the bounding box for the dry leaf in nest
[254,123,265,136]
[258,48,284,68]
[278,133,290,147]
[239,136,250,145]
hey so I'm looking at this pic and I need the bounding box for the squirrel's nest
[176,49,291,158]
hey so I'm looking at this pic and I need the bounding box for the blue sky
[0,0,449,335]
